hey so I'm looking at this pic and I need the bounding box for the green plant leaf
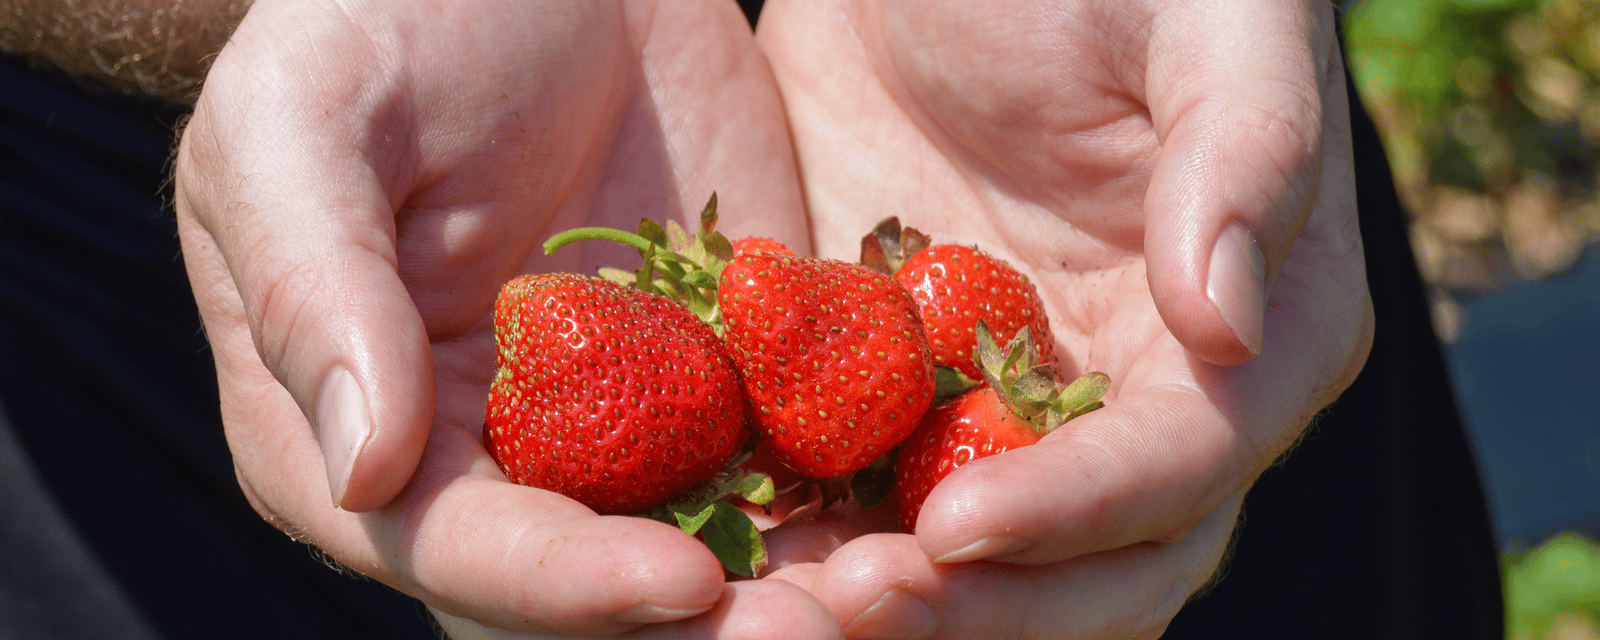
[702,231,734,264]
[1059,372,1111,411]
[699,193,719,234]
[598,267,636,288]
[682,270,718,289]
[637,218,667,247]
[671,501,718,536]
[727,470,776,506]
[932,365,980,404]
[702,502,767,578]
[665,220,692,254]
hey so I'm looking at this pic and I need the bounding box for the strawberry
[893,322,1108,533]
[732,236,796,257]
[482,272,745,515]
[720,252,936,478]
[893,386,1028,533]
[544,196,937,480]
[862,218,1056,382]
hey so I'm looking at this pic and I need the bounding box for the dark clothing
[0,18,1502,640]
[0,56,437,640]
[1160,72,1506,640]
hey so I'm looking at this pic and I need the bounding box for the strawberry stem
[539,197,732,332]
[543,226,656,255]
[543,224,708,300]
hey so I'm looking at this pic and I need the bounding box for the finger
[217,367,733,635]
[810,495,1241,640]
[359,382,723,632]
[394,483,726,633]
[1141,0,1343,364]
[188,193,730,635]
[176,0,642,510]
[431,579,845,640]
[176,109,433,511]
[173,13,441,510]
[913,248,1369,566]
[174,0,623,511]
[913,379,1238,566]
[766,563,824,591]
[759,498,900,574]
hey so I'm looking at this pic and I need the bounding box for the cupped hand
[174,0,836,636]
[753,0,1374,637]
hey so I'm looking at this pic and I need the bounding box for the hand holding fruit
[173,0,1373,637]
[756,0,1372,636]
[507,199,1111,578]
[173,0,834,636]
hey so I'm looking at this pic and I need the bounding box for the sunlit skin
[174,0,1371,638]
[178,1,816,635]
[754,3,1370,636]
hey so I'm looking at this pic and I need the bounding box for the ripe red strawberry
[861,218,1056,381]
[545,198,939,481]
[720,252,936,478]
[893,322,1107,533]
[482,273,745,515]
[897,246,1055,381]
[732,236,796,257]
[894,386,1030,532]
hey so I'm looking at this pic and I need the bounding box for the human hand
[752,0,1373,637]
[173,0,843,636]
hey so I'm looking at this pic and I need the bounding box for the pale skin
[755,1,1370,637]
[11,0,1373,638]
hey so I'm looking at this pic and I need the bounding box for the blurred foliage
[1505,533,1600,640]
[1345,0,1600,340]
[1343,9,1599,639]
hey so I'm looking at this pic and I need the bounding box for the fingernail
[613,603,715,625]
[1207,223,1267,356]
[933,534,1030,564]
[845,588,936,640]
[315,366,372,509]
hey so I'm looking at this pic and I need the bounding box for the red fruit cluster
[483,199,1108,569]
[859,217,1107,533]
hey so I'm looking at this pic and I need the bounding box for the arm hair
[1,0,251,102]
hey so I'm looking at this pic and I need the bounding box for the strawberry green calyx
[542,194,733,330]
[972,320,1109,433]
[931,365,981,405]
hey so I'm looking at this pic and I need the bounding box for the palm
[178,0,816,633]
[752,0,1176,555]
[178,0,1372,635]
[752,0,1370,633]
[374,0,813,491]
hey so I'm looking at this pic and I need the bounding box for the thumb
[1142,0,1341,365]
[176,86,433,513]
